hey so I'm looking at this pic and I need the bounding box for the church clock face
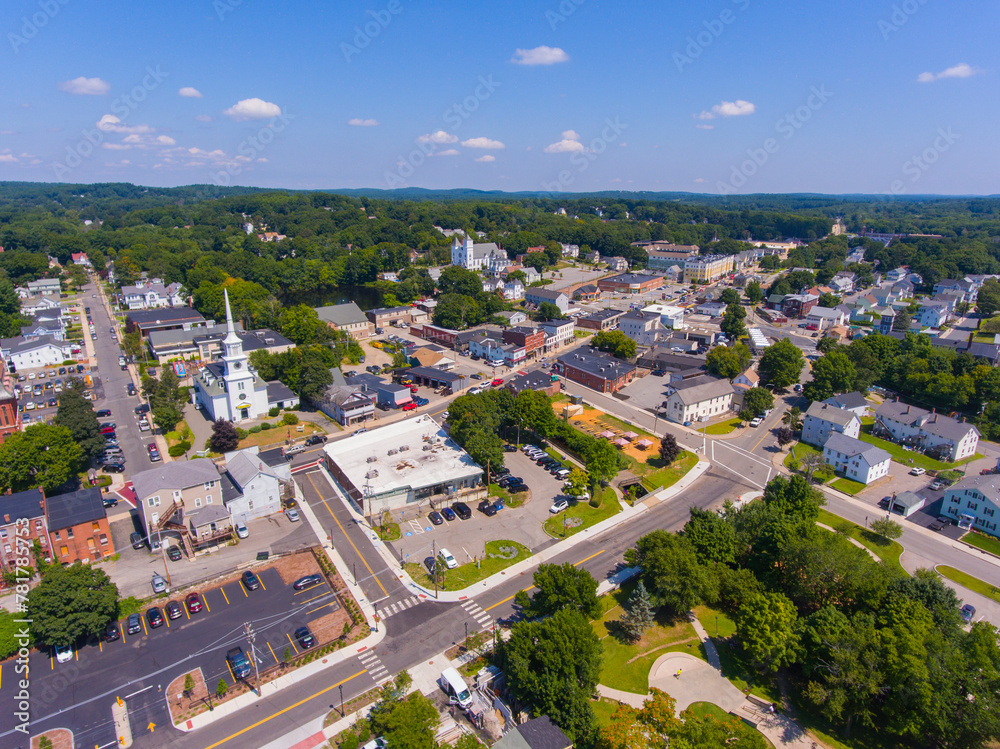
[234,361,243,369]
[239,394,247,401]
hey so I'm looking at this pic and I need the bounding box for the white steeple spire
[223,288,240,346]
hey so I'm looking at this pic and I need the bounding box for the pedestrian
[769,705,775,715]
[676,668,682,678]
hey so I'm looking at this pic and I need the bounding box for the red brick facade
[561,363,636,393]
[502,327,545,356]
[49,516,114,564]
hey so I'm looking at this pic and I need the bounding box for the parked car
[452,502,472,520]
[100,426,116,436]
[126,613,142,635]
[103,461,126,474]
[960,603,976,623]
[96,409,112,417]
[549,498,569,514]
[402,402,417,411]
[55,643,73,663]
[469,373,483,380]
[909,467,926,476]
[285,508,301,522]
[102,495,118,508]
[295,626,317,649]
[293,574,323,591]
[305,434,328,446]
[186,592,203,614]
[227,647,252,679]
[235,523,249,539]
[241,570,260,591]
[428,510,444,525]
[146,607,164,629]
[105,621,121,642]
[414,396,429,406]
[749,416,763,428]
[151,574,168,594]
[438,548,458,569]
[441,507,456,521]
[478,500,498,517]
[929,481,945,491]
[130,532,144,550]
[135,403,150,414]
[165,601,183,620]
[167,545,182,561]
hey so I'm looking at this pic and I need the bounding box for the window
[87,538,96,550]
[100,535,108,545]
[194,497,202,508]
[67,528,74,538]
[173,490,182,501]
[148,496,160,507]
[60,546,68,557]
[35,520,42,531]
[92,522,100,532]
[206,495,213,504]
[204,481,215,490]
[0,529,6,540]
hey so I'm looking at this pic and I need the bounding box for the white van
[440,667,473,709]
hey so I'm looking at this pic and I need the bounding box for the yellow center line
[305,473,388,597]
[220,588,230,605]
[202,670,366,749]
[50,655,53,670]
[285,633,299,655]
[484,549,604,612]
[295,592,328,606]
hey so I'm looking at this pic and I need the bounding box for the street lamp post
[339,684,344,717]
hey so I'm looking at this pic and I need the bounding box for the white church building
[193,290,270,421]
[450,236,508,273]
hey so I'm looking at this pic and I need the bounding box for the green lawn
[937,565,1000,604]
[702,419,743,435]
[693,604,737,639]
[784,442,834,483]
[816,508,905,575]
[592,589,704,694]
[831,477,867,495]
[591,698,623,728]
[857,426,981,471]
[638,450,698,492]
[684,703,777,748]
[404,540,530,591]
[544,489,622,538]
[961,531,1000,557]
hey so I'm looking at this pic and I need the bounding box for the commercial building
[318,386,375,426]
[316,302,374,340]
[661,375,735,424]
[942,475,1000,537]
[557,350,637,393]
[575,309,624,332]
[126,307,209,337]
[874,400,980,462]
[538,320,575,352]
[641,304,685,330]
[618,310,662,347]
[644,245,700,271]
[505,370,560,397]
[367,306,429,328]
[524,288,570,313]
[46,487,114,564]
[821,433,892,485]
[802,402,862,448]
[502,326,545,358]
[683,255,734,283]
[597,272,664,294]
[323,416,484,514]
[780,294,819,319]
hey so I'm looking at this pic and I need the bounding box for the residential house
[501,279,525,301]
[0,488,48,577]
[46,487,114,564]
[573,284,601,302]
[663,264,684,283]
[696,301,727,318]
[21,319,64,342]
[121,280,185,310]
[560,243,580,258]
[822,433,892,485]
[824,392,870,417]
[830,272,856,294]
[892,279,915,298]
[538,319,575,353]
[20,295,62,317]
[496,310,528,327]
[801,402,862,447]
[315,302,374,340]
[662,375,735,424]
[942,475,1000,538]
[605,256,629,272]
[524,288,570,313]
[934,278,977,303]
[885,267,909,283]
[733,369,759,391]
[409,347,456,370]
[916,302,950,328]
[9,335,74,370]
[319,386,374,426]
[492,716,572,749]
[877,308,896,334]
[576,308,624,332]
[132,459,229,554]
[71,252,91,267]
[557,350,637,393]
[27,278,60,297]
[806,306,847,328]
[222,447,293,523]
[781,294,819,319]
[874,400,980,461]
[618,310,662,346]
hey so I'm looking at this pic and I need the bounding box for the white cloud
[0,153,18,163]
[417,130,458,144]
[58,76,110,95]
[0,130,14,135]
[511,46,569,66]
[475,155,496,162]
[696,124,714,130]
[348,118,379,127]
[97,115,154,134]
[544,130,584,153]
[461,136,505,149]
[697,99,756,120]
[917,63,980,83]
[694,178,707,183]
[223,98,282,121]
[157,135,176,145]
[195,115,214,123]
[179,87,203,98]
[434,149,460,156]
[102,143,132,151]
[123,134,141,143]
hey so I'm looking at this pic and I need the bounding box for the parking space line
[285,633,299,655]
[98,640,102,653]
[203,596,211,612]
[226,660,236,683]
[305,602,336,616]
[296,592,327,606]
[185,606,190,620]
[238,581,248,598]
[267,642,278,664]
[220,588,229,605]
[119,623,125,641]
[142,616,148,636]
[258,576,267,591]
[294,585,324,596]
[305,473,388,597]
[203,670,367,749]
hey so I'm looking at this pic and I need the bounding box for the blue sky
[1,0,996,194]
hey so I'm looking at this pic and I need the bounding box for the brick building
[0,488,49,580]
[46,487,114,564]
[557,350,637,393]
[0,360,20,444]
[502,326,545,358]
[597,273,664,294]
[576,308,625,332]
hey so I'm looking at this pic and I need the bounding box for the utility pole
[432,539,438,599]
[244,622,261,695]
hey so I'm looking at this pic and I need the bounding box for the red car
[491,379,504,387]
[185,592,203,614]
[402,402,417,411]
[409,385,419,394]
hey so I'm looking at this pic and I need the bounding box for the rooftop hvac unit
[388,449,398,456]
[366,470,379,479]
[423,444,432,451]
[399,445,409,451]
[366,456,377,463]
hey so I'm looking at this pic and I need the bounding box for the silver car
[151,574,168,594]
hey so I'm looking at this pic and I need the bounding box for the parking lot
[387,446,575,567]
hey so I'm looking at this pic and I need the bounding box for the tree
[298,350,334,402]
[818,292,842,308]
[976,278,1000,317]
[757,338,805,388]
[776,426,795,448]
[893,310,912,332]
[719,288,741,306]
[437,265,483,297]
[658,433,680,464]
[0,424,84,493]
[762,474,823,520]
[720,302,747,340]
[27,564,119,647]
[151,404,183,434]
[433,293,480,329]
[706,343,751,380]
[582,437,620,485]
[739,387,774,420]
[563,468,591,498]
[461,422,505,474]
[538,302,565,321]
[735,590,800,672]
[803,351,857,402]
[626,531,713,613]
[514,563,600,619]
[210,419,240,452]
[683,507,736,565]
[745,280,764,305]
[591,330,636,359]
[496,607,601,742]
[816,335,841,354]
[869,517,903,541]
[54,379,105,460]
[619,580,655,642]
[368,689,440,749]
[782,407,802,431]
[278,304,325,344]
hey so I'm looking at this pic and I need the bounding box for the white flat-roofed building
[642,304,685,330]
[323,416,485,514]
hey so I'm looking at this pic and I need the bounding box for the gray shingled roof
[0,488,45,523]
[45,487,106,531]
[948,473,1000,500]
[315,302,368,327]
[806,401,860,427]
[876,401,979,442]
[670,375,735,405]
[824,392,868,411]
[131,459,221,502]
[822,432,891,465]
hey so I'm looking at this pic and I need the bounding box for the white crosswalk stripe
[359,651,389,681]
[376,596,420,619]
[460,599,493,630]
